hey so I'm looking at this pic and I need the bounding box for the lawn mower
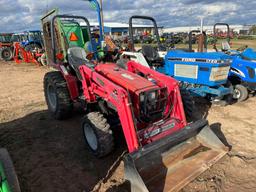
[213,23,256,101]
[41,10,228,192]
[120,16,232,105]
[0,33,13,61]
[0,148,21,192]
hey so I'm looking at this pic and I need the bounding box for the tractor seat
[67,47,95,80]
[141,45,159,62]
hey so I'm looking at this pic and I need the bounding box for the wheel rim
[233,88,241,99]
[3,50,10,58]
[83,123,98,151]
[47,85,57,111]
[40,54,47,66]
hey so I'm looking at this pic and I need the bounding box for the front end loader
[41,11,228,192]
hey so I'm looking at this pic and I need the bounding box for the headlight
[140,91,157,102]
[140,94,145,102]
[149,92,156,101]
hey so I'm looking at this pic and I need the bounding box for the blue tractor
[11,30,44,52]
[126,16,233,105]
[213,23,256,101]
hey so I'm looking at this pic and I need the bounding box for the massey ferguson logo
[121,73,134,80]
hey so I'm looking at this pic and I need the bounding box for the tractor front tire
[180,89,196,120]
[44,71,73,120]
[233,84,248,102]
[0,47,13,61]
[82,112,114,158]
[0,148,21,192]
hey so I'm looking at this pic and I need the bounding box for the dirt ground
[0,61,255,192]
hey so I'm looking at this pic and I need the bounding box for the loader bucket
[124,120,228,192]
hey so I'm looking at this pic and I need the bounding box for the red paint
[69,32,79,41]
[51,58,187,153]
[13,42,42,66]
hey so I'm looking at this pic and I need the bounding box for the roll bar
[129,15,161,51]
[51,15,92,63]
[188,30,207,52]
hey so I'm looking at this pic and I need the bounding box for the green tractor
[0,149,20,192]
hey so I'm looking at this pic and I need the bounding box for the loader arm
[127,60,187,125]
[79,65,140,152]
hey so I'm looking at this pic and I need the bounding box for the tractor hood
[166,50,232,64]
[96,63,157,93]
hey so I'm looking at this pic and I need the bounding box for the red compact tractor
[41,12,228,192]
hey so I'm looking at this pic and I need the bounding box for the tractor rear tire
[233,84,248,102]
[0,148,21,192]
[180,89,196,120]
[0,47,13,61]
[44,71,73,120]
[82,112,114,158]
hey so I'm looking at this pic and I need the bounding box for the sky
[0,0,255,32]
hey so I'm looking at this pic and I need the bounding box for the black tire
[0,47,13,61]
[82,112,114,158]
[44,71,73,120]
[0,148,21,192]
[180,89,195,120]
[233,84,248,102]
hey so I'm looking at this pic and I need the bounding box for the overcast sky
[0,0,255,32]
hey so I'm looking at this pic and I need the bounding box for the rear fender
[58,65,79,100]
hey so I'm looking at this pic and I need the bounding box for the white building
[163,25,252,35]
[81,22,162,36]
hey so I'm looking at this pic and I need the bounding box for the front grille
[139,88,168,123]
[210,66,230,81]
